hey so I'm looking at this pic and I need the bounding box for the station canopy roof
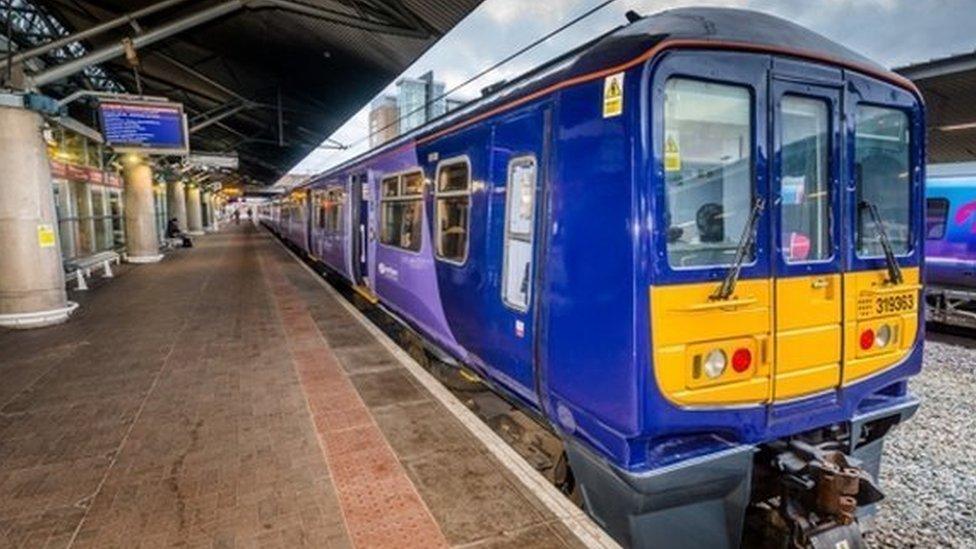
[897,51,976,164]
[7,0,482,184]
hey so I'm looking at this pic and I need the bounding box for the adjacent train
[926,164,976,327]
[263,8,925,548]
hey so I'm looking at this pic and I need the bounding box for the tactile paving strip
[260,253,449,549]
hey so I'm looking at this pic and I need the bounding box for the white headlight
[876,324,892,348]
[703,349,727,379]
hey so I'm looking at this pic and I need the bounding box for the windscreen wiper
[860,200,904,285]
[711,197,766,301]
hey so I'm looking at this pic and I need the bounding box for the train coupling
[751,438,885,548]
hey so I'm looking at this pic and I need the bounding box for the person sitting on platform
[166,218,193,248]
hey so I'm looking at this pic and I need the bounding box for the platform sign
[98,100,188,156]
[37,224,56,248]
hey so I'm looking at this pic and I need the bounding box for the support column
[185,184,204,235]
[0,106,77,328]
[211,194,220,231]
[122,155,163,263]
[166,179,187,232]
[201,190,214,232]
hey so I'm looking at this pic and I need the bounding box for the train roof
[299,7,907,187]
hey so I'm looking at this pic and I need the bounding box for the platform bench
[64,251,121,291]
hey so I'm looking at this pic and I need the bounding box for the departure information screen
[98,101,187,154]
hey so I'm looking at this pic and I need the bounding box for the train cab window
[780,95,830,262]
[502,156,536,310]
[435,159,471,263]
[855,105,911,256]
[379,172,423,252]
[663,78,754,268]
[926,198,949,240]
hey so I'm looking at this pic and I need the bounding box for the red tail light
[731,348,752,372]
[859,329,875,350]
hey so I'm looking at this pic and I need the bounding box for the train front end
[565,18,925,549]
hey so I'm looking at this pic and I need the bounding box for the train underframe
[275,230,918,549]
[926,286,976,329]
[567,399,918,549]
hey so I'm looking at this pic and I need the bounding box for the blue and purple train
[264,8,925,548]
[926,163,976,327]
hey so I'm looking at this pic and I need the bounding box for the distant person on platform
[234,209,241,225]
[166,218,193,248]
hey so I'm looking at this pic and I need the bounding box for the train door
[350,172,372,290]
[482,106,550,404]
[305,188,313,252]
[769,72,845,402]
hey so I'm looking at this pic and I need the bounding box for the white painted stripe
[271,232,620,549]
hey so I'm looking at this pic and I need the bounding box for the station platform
[0,224,613,548]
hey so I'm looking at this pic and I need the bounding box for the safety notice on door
[37,224,56,248]
[664,134,682,172]
[603,72,624,118]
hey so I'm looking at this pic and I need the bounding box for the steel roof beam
[190,103,249,133]
[2,0,192,66]
[27,0,246,88]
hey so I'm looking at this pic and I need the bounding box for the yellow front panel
[772,274,842,400]
[649,269,921,407]
[773,363,840,400]
[650,279,772,406]
[775,325,840,375]
[775,274,841,331]
[651,279,771,347]
[842,267,920,384]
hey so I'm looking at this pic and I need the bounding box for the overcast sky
[286,0,976,178]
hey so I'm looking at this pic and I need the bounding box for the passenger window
[780,95,830,262]
[403,172,424,196]
[324,188,344,232]
[503,157,536,310]
[855,105,911,256]
[382,176,399,198]
[926,198,949,240]
[663,78,754,268]
[435,160,470,263]
[316,191,326,229]
[379,172,423,252]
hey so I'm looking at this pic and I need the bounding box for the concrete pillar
[166,179,187,232]
[0,106,77,328]
[211,194,220,231]
[122,156,163,263]
[201,190,214,232]
[185,185,204,235]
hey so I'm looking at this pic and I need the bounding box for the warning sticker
[664,133,682,172]
[37,224,56,248]
[602,72,624,118]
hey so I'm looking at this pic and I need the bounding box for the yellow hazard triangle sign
[603,72,624,118]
